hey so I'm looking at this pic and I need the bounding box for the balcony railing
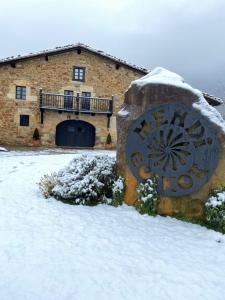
[39,89,114,115]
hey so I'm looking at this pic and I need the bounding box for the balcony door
[64,90,73,109]
[81,92,91,111]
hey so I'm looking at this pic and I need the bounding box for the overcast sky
[0,0,225,98]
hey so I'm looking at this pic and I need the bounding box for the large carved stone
[116,68,225,218]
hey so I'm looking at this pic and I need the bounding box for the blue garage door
[56,120,95,147]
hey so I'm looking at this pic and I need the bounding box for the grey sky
[0,0,225,98]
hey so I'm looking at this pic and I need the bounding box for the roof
[0,43,148,74]
[202,92,223,106]
[0,43,223,106]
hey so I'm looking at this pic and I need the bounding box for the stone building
[0,43,148,148]
[0,43,222,148]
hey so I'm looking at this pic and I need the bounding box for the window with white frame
[16,86,26,100]
[72,67,85,81]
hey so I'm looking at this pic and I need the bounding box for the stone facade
[0,46,146,147]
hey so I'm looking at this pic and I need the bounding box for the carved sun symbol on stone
[148,127,192,175]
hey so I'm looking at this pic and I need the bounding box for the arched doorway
[56,120,95,147]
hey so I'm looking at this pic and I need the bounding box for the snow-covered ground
[0,150,225,300]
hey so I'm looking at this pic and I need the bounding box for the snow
[206,192,225,208]
[0,146,8,152]
[193,96,225,132]
[130,67,202,97]
[112,176,124,193]
[137,179,156,204]
[131,67,225,132]
[0,150,225,300]
[117,108,130,117]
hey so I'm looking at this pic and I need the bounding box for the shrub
[136,178,158,216]
[111,176,125,207]
[106,133,112,144]
[39,172,58,198]
[205,186,225,233]
[39,154,116,205]
[33,128,40,140]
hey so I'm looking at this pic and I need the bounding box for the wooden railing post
[39,88,43,107]
[76,93,80,113]
[39,88,44,124]
[109,95,114,113]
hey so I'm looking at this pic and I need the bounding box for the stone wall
[0,50,144,147]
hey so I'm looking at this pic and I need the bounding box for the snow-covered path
[0,150,225,300]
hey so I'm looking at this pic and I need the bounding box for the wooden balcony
[39,89,114,124]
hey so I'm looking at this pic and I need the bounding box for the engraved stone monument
[116,68,225,218]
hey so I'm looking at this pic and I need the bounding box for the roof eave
[0,44,148,75]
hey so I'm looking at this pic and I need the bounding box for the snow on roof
[0,43,148,74]
[130,67,225,132]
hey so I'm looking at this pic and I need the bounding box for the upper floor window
[72,67,85,82]
[20,115,29,126]
[16,86,26,100]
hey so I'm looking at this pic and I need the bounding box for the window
[16,86,26,100]
[64,90,73,96]
[82,92,91,97]
[67,126,75,132]
[20,115,29,126]
[73,67,85,81]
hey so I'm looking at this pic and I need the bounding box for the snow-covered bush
[39,154,116,205]
[39,172,58,198]
[111,176,125,207]
[205,186,225,233]
[136,178,158,216]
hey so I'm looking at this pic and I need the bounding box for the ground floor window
[20,115,29,126]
